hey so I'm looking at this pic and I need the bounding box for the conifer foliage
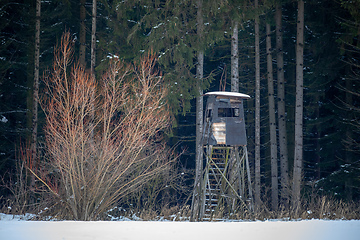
[2,0,360,219]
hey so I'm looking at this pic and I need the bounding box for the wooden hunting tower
[191,91,253,221]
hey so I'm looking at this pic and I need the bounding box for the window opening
[218,108,240,117]
[207,109,212,118]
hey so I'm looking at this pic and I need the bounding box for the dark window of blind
[218,108,240,117]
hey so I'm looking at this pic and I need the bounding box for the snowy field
[1,214,360,240]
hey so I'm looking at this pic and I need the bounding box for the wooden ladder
[202,146,231,221]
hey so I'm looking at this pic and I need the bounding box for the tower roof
[204,91,251,99]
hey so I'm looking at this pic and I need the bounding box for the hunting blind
[191,91,254,221]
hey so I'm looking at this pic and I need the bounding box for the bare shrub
[28,33,174,220]
[118,158,190,213]
[0,145,37,216]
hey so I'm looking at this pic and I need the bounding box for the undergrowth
[101,196,360,221]
[1,194,360,221]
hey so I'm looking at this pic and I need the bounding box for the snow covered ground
[1,214,360,240]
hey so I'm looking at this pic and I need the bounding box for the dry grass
[112,195,359,221]
[223,195,360,221]
[101,193,360,222]
[105,205,192,221]
[0,147,38,216]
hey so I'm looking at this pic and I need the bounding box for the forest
[1,0,360,220]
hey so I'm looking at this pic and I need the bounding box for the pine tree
[266,22,279,211]
[254,0,262,209]
[275,3,289,207]
[79,0,87,66]
[91,0,97,75]
[231,20,239,92]
[31,0,41,164]
[292,0,304,214]
[331,0,360,200]
[0,0,32,182]
[191,0,205,222]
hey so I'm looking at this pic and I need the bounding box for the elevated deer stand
[191,91,253,221]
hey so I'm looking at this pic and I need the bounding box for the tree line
[1,0,360,218]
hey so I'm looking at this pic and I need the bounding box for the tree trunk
[79,0,86,66]
[195,0,204,180]
[314,93,321,180]
[275,4,289,207]
[345,72,354,200]
[195,49,203,204]
[192,0,204,221]
[292,0,304,215]
[32,0,41,165]
[254,0,261,209]
[231,21,239,93]
[89,0,97,142]
[266,23,278,211]
[91,0,97,75]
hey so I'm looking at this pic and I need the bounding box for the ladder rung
[208,199,218,202]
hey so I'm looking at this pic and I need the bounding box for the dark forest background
[1,0,360,218]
